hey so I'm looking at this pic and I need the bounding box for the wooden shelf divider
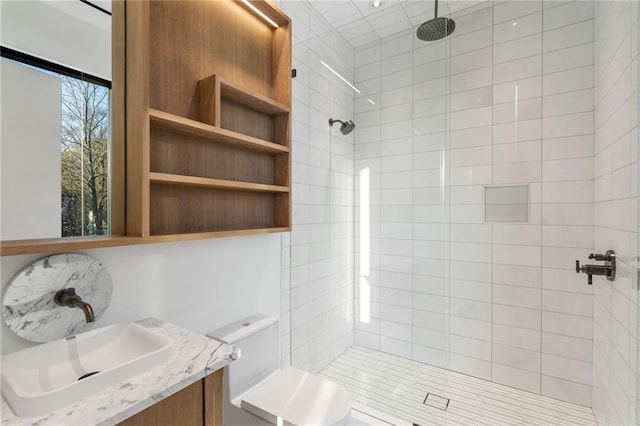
[149,172,289,193]
[149,109,289,154]
[216,75,289,116]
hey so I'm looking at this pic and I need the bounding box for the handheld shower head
[329,118,356,135]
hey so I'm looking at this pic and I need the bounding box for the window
[1,47,111,238]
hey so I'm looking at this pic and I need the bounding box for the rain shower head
[329,118,356,135]
[417,0,456,41]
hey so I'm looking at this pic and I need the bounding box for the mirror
[0,1,115,242]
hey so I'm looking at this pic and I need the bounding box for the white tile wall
[352,0,597,408]
[281,0,355,374]
[592,0,639,424]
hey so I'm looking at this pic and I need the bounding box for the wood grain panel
[203,370,223,426]
[150,127,276,185]
[110,0,126,236]
[118,380,203,426]
[125,0,151,237]
[220,102,275,142]
[150,185,276,234]
[149,1,273,119]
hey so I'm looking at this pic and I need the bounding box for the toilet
[207,314,351,426]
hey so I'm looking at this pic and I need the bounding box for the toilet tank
[207,314,279,400]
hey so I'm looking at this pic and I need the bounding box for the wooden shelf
[218,76,289,116]
[125,0,291,239]
[149,172,289,193]
[149,109,288,154]
[145,227,290,242]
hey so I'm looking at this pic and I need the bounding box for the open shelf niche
[124,0,291,239]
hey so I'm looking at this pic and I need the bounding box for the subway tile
[493,264,542,288]
[492,224,541,246]
[542,203,593,226]
[493,97,542,124]
[450,126,493,149]
[450,353,492,380]
[450,279,492,302]
[543,20,593,53]
[541,375,592,406]
[413,327,447,350]
[493,363,541,393]
[542,158,593,181]
[543,89,593,118]
[543,43,593,74]
[493,140,542,164]
[493,119,542,144]
[494,0,542,25]
[542,311,592,340]
[493,161,541,184]
[542,134,594,160]
[413,345,448,368]
[450,335,492,361]
[450,297,492,322]
[451,27,493,56]
[451,66,494,96]
[543,66,593,96]
[541,180,593,203]
[542,332,592,362]
[542,225,593,248]
[494,55,542,84]
[542,112,593,139]
[493,283,542,309]
[543,1,593,31]
[494,12,542,44]
[493,343,541,373]
[494,34,542,65]
[451,316,492,341]
[542,289,593,317]
[493,324,541,351]
[450,86,493,112]
[542,354,592,385]
[493,304,541,330]
[493,76,542,104]
[381,320,412,342]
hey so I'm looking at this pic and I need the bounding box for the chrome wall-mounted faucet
[54,288,95,323]
[576,250,616,285]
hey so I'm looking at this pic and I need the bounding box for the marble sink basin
[1,322,174,417]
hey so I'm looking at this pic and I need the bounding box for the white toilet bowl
[207,314,351,426]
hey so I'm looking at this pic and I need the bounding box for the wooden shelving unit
[124,0,291,238]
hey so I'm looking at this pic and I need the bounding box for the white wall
[592,0,639,424]
[1,235,282,355]
[279,0,356,374]
[353,0,596,407]
[1,58,61,240]
[0,0,111,80]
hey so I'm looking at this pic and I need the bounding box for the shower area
[281,0,639,424]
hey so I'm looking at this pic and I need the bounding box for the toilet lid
[241,367,350,425]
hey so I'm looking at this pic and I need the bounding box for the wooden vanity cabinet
[118,369,223,426]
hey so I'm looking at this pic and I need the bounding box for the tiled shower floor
[320,346,597,426]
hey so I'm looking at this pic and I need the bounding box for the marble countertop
[1,318,236,425]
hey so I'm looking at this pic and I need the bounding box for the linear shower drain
[423,392,450,411]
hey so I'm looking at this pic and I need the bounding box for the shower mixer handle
[575,250,616,285]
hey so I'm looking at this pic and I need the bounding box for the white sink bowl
[1,322,173,417]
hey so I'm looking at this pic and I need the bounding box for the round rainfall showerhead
[417,17,456,41]
[417,0,456,41]
[329,118,356,135]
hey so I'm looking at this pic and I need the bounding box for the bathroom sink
[1,322,174,417]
